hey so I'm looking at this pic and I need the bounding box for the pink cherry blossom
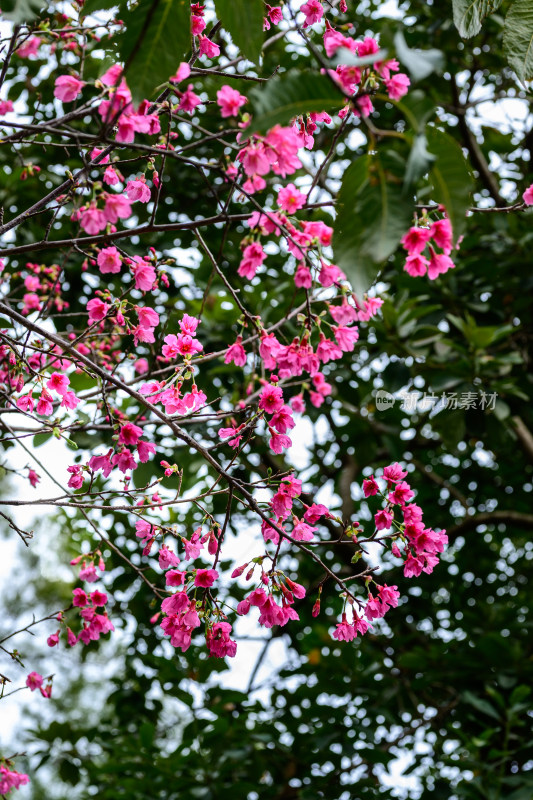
[97,246,122,274]
[198,35,220,59]
[224,337,247,366]
[54,75,84,102]
[46,372,70,395]
[216,85,247,117]
[300,0,324,27]
[26,671,44,691]
[385,73,410,100]
[126,178,151,203]
[277,183,306,213]
[87,298,109,323]
[522,184,533,205]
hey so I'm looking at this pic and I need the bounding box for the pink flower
[126,178,151,203]
[46,372,70,395]
[292,520,315,541]
[206,621,237,658]
[54,75,84,102]
[304,503,329,524]
[80,205,107,235]
[104,193,132,223]
[97,246,121,274]
[191,14,206,35]
[374,509,393,530]
[28,468,40,488]
[159,545,180,569]
[318,262,345,287]
[270,405,295,434]
[427,252,455,280]
[100,64,124,86]
[72,588,88,607]
[137,440,156,462]
[277,183,306,213]
[119,422,143,446]
[332,619,357,641]
[389,480,414,505]
[268,5,283,24]
[238,242,266,279]
[385,73,410,100]
[16,35,40,58]
[194,568,219,588]
[300,0,324,27]
[198,35,220,58]
[430,218,453,252]
[36,390,54,416]
[170,62,191,83]
[87,297,109,323]
[224,337,247,366]
[131,257,156,291]
[166,569,186,586]
[264,125,302,177]
[383,462,407,484]
[136,519,154,541]
[0,100,14,115]
[333,325,359,352]
[269,431,292,453]
[162,332,203,358]
[363,476,379,497]
[216,85,247,117]
[112,450,137,473]
[178,85,203,113]
[294,263,312,288]
[401,226,431,255]
[259,384,284,415]
[90,590,108,607]
[47,632,59,647]
[323,29,356,58]
[404,253,428,277]
[26,671,44,691]
[522,184,533,205]
[137,306,159,328]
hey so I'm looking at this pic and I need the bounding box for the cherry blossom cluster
[0,764,29,796]
[401,213,459,279]
[0,4,451,791]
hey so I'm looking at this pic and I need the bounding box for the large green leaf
[452,0,503,38]
[404,133,436,187]
[119,0,191,103]
[214,0,264,65]
[2,0,44,23]
[248,72,343,134]
[503,0,533,83]
[81,0,122,15]
[394,31,444,82]
[427,126,474,243]
[333,154,414,296]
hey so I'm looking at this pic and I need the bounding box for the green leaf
[333,153,414,296]
[452,0,503,38]
[462,690,502,721]
[503,0,533,83]
[405,133,436,187]
[81,0,121,16]
[33,432,53,448]
[248,72,343,134]
[119,0,191,103]
[214,0,264,65]
[2,0,44,23]
[394,31,445,82]
[426,125,474,242]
